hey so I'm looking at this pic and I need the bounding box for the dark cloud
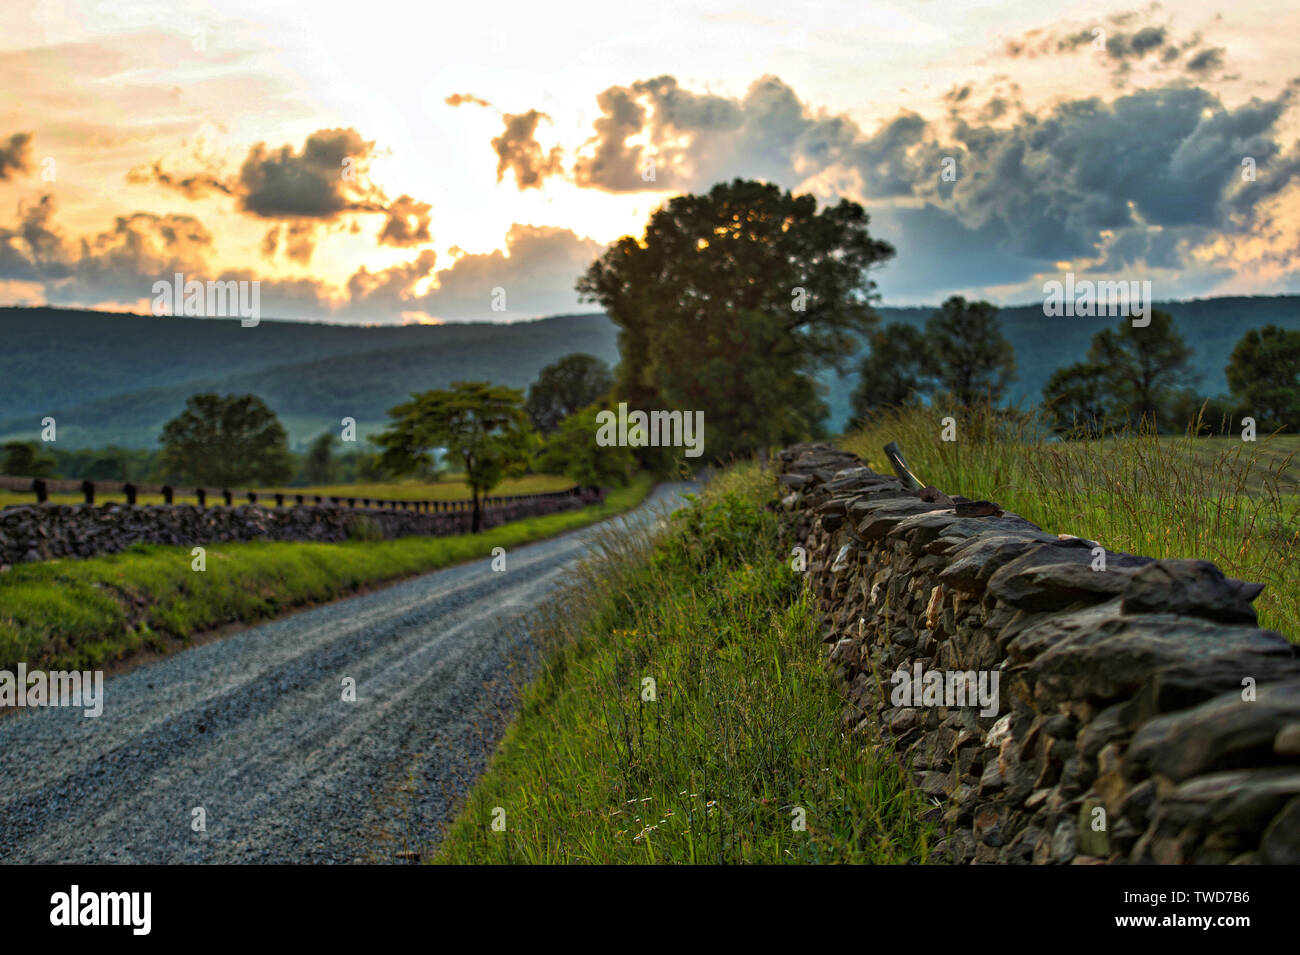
[1000,12,1227,78]
[378,194,432,247]
[491,110,564,189]
[0,131,33,181]
[1186,47,1225,73]
[128,127,436,251]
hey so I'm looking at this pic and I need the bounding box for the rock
[1260,796,1300,864]
[1127,679,1300,782]
[1120,558,1264,624]
[988,542,1152,611]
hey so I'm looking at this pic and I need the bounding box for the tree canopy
[525,354,614,435]
[1226,324,1300,432]
[158,393,293,486]
[577,178,894,459]
[374,381,533,531]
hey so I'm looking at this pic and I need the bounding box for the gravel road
[0,483,695,864]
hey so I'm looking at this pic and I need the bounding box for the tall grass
[842,405,1300,638]
[434,462,934,864]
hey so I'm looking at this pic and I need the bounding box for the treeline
[852,302,1300,436]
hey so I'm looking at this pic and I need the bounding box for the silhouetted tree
[303,432,335,484]
[1,441,56,478]
[1088,309,1192,424]
[577,178,894,459]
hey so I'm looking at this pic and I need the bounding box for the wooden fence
[0,475,588,513]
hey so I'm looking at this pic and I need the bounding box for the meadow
[840,408,1300,639]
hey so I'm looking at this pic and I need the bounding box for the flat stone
[1121,559,1265,624]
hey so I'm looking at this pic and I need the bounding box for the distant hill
[0,309,619,449]
[2,295,1296,448]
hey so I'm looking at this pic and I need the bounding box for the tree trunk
[471,486,482,533]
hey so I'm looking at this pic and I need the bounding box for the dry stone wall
[777,442,1300,864]
[0,489,604,566]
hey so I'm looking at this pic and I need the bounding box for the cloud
[0,194,214,305]
[128,127,435,251]
[393,224,604,322]
[0,132,33,180]
[999,11,1228,79]
[492,110,564,189]
[446,93,491,108]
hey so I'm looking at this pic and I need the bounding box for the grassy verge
[0,475,653,673]
[434,462,934,864]
[841,407,1300,638]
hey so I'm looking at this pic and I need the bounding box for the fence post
[162,486,174,505]
[195,488,206,508]
[247,492,257,505]
[296,494,305,505]
[275,493,285,507]
[124,483,138,506]
[33,478,47,504]
[223,489,233,506]
[81,479,95,505]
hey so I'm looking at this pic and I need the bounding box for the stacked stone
[777,442,1300,864]
[0,488,603,566]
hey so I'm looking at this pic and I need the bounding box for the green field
[433,462,935,864]
[0,474,577,510]
[0,476,653,674]
[841,409,1300,638]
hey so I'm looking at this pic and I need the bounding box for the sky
[1,0,1298,323]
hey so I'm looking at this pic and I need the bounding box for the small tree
[1042,363,1110,437]
[537,404,635,487]
[375,381,533,532]
[850,323,928,425]
[2,441,57,478]
[526,354,614,435]
[1088,309,1192,425]
[923,296,1016,408]
[303,432,335,484]
[159,393,293,486]
[1226,324,1300,433]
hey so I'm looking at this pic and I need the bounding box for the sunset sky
[2,0,1298,323]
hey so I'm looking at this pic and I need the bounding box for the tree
[526,354,614,435]
[302,432,335,484]
[159,394,293,486]
[537,404,635,487]
[1088,309,1192,425]
[850,323,928,425]
[374,381,533,532]
[2,441,56,478]
[1226,324,1300,433]
[1042,363,1110,437]
[577,178,894,459]
[922,296,1016,408]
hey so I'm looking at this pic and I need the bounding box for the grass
[433,461,935,864]
[841,406,1300,639]
[0,474,577,509]
[0,475,653,674]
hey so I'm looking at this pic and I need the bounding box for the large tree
[159,393,293,486]
[922,296,1016,408]
[2,441,56,478]
[374,381,532,532]
[537,404,635,488]
[1226,324,1300,433]
[1042,363,1110,437]
[302,432,335,484]
[577,178,894,459]
[525,354,614,435]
